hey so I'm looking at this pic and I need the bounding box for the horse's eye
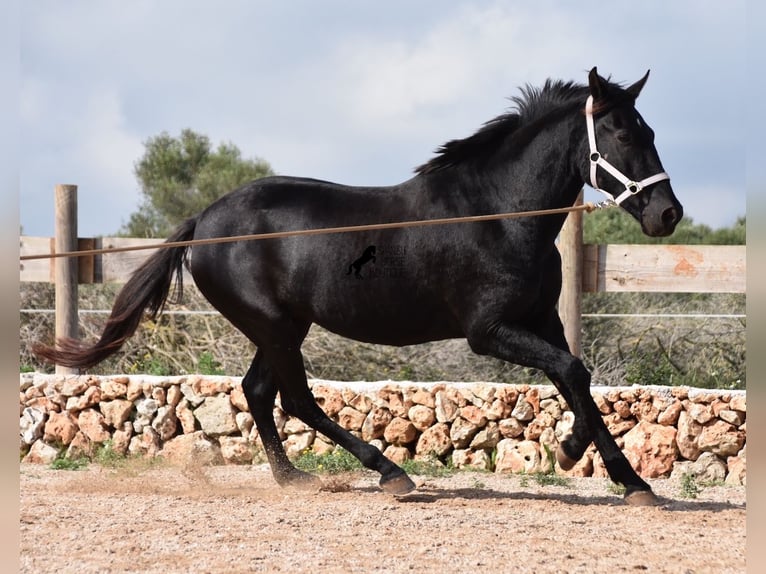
[616,131,632,145]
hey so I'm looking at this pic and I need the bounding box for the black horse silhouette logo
[346,245,376,278]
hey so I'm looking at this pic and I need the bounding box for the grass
[679,473,701,499]
[293,447,364,474]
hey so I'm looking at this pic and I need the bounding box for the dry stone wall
[19,374,746,485]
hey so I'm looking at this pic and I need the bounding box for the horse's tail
[33,216,198,370]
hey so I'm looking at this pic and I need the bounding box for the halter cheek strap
[585,95,670,205]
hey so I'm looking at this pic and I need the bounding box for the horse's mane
[415,79,603,175]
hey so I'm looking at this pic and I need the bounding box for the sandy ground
[20,462,745,574]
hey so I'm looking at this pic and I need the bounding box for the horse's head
[583,67,683,237]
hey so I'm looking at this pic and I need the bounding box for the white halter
[585,95,670,205]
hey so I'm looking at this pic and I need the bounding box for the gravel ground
[20,462,746,574]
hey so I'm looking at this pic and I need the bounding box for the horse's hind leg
[241,349,320,489]
[264,344,416,495]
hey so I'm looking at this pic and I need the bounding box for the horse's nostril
[662,207,680,228]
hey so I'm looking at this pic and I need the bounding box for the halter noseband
[585,95,669,205]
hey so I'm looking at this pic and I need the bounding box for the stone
[495,387,519,410]
[338,406,366,432]
[613,400,631,418]
[190,376,233,396]
[383,445,411,465]
[452,449,491,471]
[726,447,746,486]
[194,395,238,437]
[524,388,540,414]
[346,391,373,414]
[498,417,525,439]
[540,398,562,419]
[603,413,636,436]
[377,386,411,417]
[554,411,575,440]
[559,446,594,477]
[657,400,683,426]
[65,385,103,412]
[410,389,435,408]
[60,378,88,397]
[66,431,93,460]
[235,412,254,437]
[100,379,128,400]
[718,409,745,426]
[469,422,500,450]
[128,427,161,457]
[99,399,134,429]
[483,398,512,421]
[284,417,311,435]
[697,420,745,457]
[622,421,678,478]
[690,452,727,483]
[524,411,554,441]
[408,404,436,432]
[511,397,535,422]
[220,436,254,464]
[592,393,612,414]
[175,400,198,434]
[20,407,46,446]
[312,384,345,417]
[126,379,144,401]
[384,417,418,446]
[361,405,393,441]
[495,439,541,474]
[77,409,111,443]
[415,423,452,457]
[687,402,714,425]
[460,405,488,427]
[43,411,79,446]
[111,424,132,455]
[284,430,316,458]
[630,399,659,423]
[151,386,167,406]
[676,410,703,460]
[729,394,746,412]
[179,382,205,407]
[160,431,222,465]
[152,406,178,441]
[434,391,459,423]
[23,440,59,464]
[166,385,183,408]
[450,416,481,449]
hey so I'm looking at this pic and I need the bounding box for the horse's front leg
[466,320,658,505]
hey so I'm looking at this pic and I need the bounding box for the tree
[121,129,274,237]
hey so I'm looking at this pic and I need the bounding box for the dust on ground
[20,462,745,574]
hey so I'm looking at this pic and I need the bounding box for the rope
[19,201,604,262]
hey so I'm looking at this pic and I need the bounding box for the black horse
[36,68,682,505]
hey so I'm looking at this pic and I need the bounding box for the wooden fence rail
[18,185,746,364]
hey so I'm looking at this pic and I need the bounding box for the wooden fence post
[558,190,583,357]
[54,184,79,375]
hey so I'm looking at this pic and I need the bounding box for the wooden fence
[19,186,746,371]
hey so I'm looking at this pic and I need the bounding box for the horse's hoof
[556,444,577,471]
[624,489,662,506]
[380,473,416,496]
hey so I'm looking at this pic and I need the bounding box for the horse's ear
[588,67,608,100]
[626,70,650,100]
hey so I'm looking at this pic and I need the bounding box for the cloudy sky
[19,0,749,237]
